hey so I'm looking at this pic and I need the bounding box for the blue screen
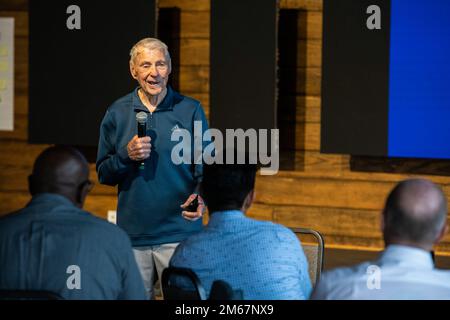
[388,0,450,159]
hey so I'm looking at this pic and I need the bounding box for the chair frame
[290,227,325,283]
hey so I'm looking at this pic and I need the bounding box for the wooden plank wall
[1,0,450,254]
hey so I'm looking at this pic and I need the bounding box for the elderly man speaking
[96,38,209,299]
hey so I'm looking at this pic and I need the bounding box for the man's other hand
[181,194,205,221]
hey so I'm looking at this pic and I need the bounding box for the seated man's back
[170,153,312,300]
[312,245,450,300]
[171,210,311,299]
[0,146,146,300]
[312,179,450,300]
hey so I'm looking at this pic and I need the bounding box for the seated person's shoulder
[433,268,450,278]
[0,210,24,231]
[320,261,373,287]
[0,207,132,252]
[311,262,373,299]
[174,229,204,250]
[252,219,298,242]
[68,209,132,245]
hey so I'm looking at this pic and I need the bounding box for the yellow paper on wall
[0,46,8,57]
[0,61,8,72]
[0,79,6,90]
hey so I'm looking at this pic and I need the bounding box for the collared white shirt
[311,245,450,300]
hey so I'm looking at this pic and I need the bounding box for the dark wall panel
[29,0,156,146]
[210,0,277,132]
[321,0,391,156]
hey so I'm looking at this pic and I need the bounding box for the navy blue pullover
[96,86,208,246]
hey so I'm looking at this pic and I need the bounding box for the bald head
[29,146,90,206]
[383,179,448,248]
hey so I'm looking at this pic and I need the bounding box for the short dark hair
[201,160,257,213]
[383,180,447,245]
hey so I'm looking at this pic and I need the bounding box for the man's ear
[75,183,89,209]
[130,62,138,80]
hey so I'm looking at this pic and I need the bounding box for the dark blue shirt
[96,86,209,246]
[0,193,147,300]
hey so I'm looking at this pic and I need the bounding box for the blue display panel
[388,0,450,159]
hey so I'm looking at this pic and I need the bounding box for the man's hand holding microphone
[127,135,151,162]
[128,111,151,168]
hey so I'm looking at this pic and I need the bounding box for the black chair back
[162,267,207,300]
[209,280,243,300]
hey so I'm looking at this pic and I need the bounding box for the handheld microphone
[136,112,148,170]
[185,194,199,212]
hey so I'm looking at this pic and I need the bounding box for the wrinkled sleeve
[96,110,133,186]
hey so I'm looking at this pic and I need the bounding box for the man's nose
[149,64,158,77]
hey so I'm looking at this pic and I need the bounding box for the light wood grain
[159,0,210,11]
[280,0,323,11]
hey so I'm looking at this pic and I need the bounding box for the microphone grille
[136,112,148,124]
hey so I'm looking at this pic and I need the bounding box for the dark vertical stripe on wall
[210,0,277,133]
[158,8,181,92]
[321,0,391,156]
[29,0,156,146]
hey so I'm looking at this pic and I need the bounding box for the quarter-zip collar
[132,85,180,113]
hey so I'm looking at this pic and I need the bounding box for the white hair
[129,38,171,69]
